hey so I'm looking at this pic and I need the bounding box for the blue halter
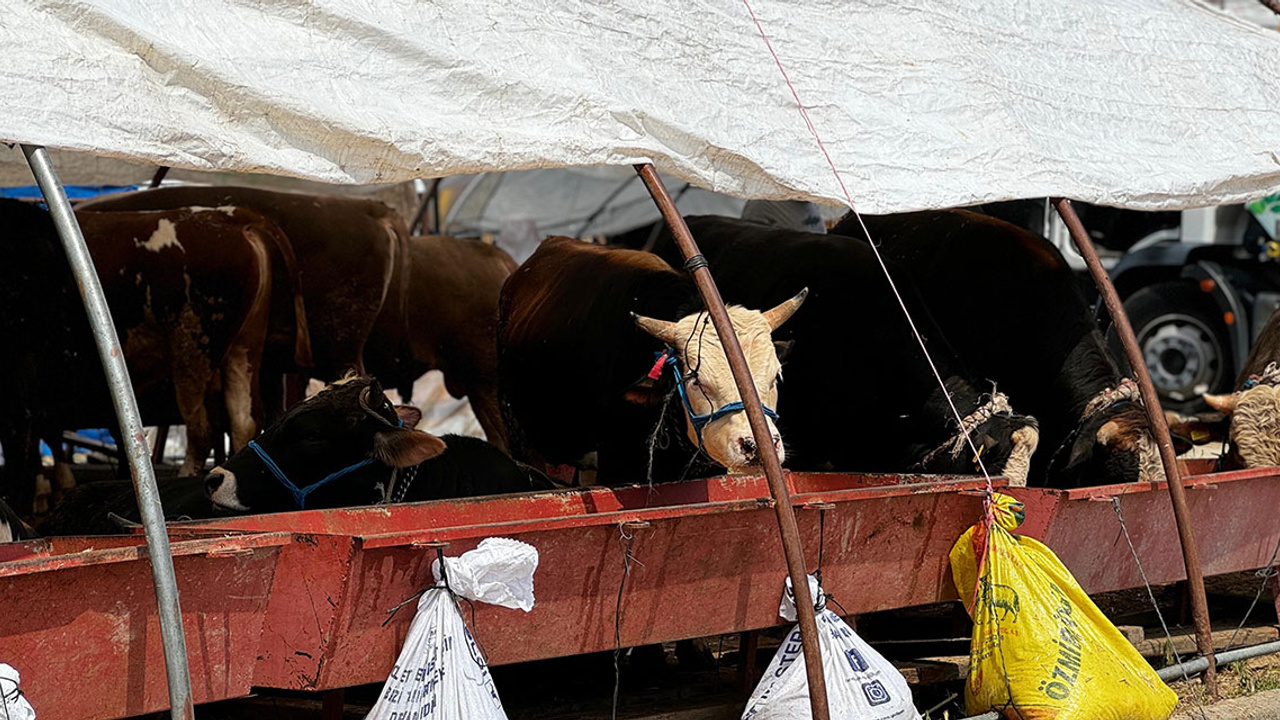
[247,440,376,510]
[661,350,779,446]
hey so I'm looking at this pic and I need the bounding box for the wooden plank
[897,656,970,685]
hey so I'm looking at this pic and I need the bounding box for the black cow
[648,216,1040,482]
[829,210,1159,487]
[39,476,222,536]
[204,376,554,514]
[498,237,806,485]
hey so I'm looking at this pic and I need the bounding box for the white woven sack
[365,538,537,720]
[743,576,920,720]
[1,663,36,720]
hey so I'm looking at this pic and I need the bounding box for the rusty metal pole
[636,163,830,720]
[1053,197,1217,694]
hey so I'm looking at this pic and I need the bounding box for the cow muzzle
[735,432,783,465]
[206,467,249,511]
[703,414,784,471]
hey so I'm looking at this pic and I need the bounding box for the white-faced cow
[646,216,1040,484]
[204,376,554,514]
[365,236,517,451]
[0,199,300,514]
[498,236,806,484]
[829,210,1157,487]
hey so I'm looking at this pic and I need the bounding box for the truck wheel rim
[1137,314,1223,402]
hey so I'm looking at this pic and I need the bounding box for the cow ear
[374,428,447,467]
[623,377,665,407]
[1096,419,1122,447]
[394,405,423,429]
[773,339,795,363]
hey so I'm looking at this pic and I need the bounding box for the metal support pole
[409,178,441,236]
[23,145,195,720]
[1052,197,1217,695]
[1158,639,1280,681]
[149,166,170,188]
[636,163,830,720]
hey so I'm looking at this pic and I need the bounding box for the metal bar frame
[635,163,830,720]
[23,145,195,719]
[409,177,441,236]
[1052,197,1217,694]
[1157,639,1280,682]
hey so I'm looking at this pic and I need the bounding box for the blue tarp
[0,185,137,201]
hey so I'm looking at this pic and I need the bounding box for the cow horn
[762,287,808,330]
[359,385,394,426]
[632,312,680,344]
[1204,392,1239,415]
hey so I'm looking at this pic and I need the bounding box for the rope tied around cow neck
[1242,361,1280,390]
[917,391,1012,469]
[1082,377,1142,420]
[387,463,421,504]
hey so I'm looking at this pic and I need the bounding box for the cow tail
[258,216,312,369]
[382,211,414,387]
[494,281,531,465]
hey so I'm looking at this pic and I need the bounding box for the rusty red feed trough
[153,463,1280,695]
[169,472,996,689]
[0,532,287,720]
[5,463,1277,719]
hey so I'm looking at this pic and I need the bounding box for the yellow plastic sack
[949,494,1176,720]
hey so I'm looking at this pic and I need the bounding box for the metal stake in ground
[1053,197,1217,696]
[635,163,831,720]
[23,145,195,720]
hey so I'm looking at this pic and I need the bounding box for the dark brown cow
[499,237,805,484]
[0,199,293,513]
[81,186,411,386]
[365,236,516,451]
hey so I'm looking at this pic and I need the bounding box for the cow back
[831,210,1129,483]
[81,185,408,380]
[650,216,989,472]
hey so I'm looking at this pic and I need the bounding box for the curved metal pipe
[636,163,830,720]
[23,145,194,720]
[1053,197,1217,696]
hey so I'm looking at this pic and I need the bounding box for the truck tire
[1110,281,1233,413]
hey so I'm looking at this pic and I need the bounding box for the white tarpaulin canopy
[1,0,1279,212]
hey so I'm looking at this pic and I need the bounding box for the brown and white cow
[0,200,298,513]
[364,235,517,451]
[81,186,411,389]
[498,237,804,483]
